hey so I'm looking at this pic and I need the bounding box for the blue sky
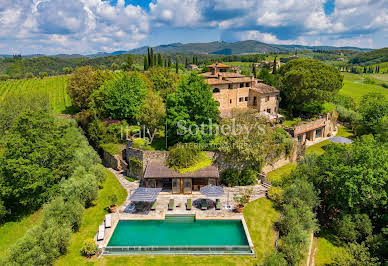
[0,0,387,54]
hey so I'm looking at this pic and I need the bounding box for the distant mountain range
[0,40,373,59]
[123,40,372,56]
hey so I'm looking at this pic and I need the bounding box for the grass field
[0,76,72,113]
[0,209,43,259]
[339,73,388,103]
[57,192,279,265]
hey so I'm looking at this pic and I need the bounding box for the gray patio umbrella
[129,187,162,202]
[200,185,224,197]
[328,136,353,144]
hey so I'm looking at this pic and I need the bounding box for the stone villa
[200,63,280,117]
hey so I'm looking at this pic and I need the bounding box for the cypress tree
[147,48,151,68]
[185,58,188,67]
[150,48,154,67]
[272,56,277,74]
[168,58,172,68]
[158,53,163,66]
[175,57,179,74]
[252,64,256,78]
[144,55,148,70]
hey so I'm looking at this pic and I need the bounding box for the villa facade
[288,113,337,144]
[200,63,280,117]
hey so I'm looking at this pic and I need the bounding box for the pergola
[129,187,162,202]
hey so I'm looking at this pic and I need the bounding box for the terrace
[95,168,268,255]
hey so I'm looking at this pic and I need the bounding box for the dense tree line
[349,48,388,65]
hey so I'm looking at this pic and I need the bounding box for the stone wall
[102,150,121,171]
[124,141,168,178]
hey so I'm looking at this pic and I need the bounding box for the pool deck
[96,168,262,255]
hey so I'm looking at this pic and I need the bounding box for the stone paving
[108,168,267,218]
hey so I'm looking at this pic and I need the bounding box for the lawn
[100,143,125,155]
[314,229,348,266]
[339,73,388,103]
[57,195,279,266]
[266,162,297,185]
[55,169,127,266]
[0,209,43,259]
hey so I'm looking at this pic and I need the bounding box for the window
[245,97,248,101]
[246,83,250,87]
[266,96,270,102]
[230,99,232,104]
[267,108,271,113]
[228,84,232,89]
[239,97,243,102]
[240,83,244,88]
[253,96,257,106]
[213,88,220,93]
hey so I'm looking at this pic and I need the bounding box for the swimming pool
[103,215,254,255]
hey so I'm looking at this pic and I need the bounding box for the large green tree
[67,66,112,110]
[279,59,343,115]
[357,92,388,138]
[91,72,148,122]
[145,66,179,100]
[166,73,219,145]
[136,90,166,133]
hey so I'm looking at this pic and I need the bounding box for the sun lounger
[97,224,105,241]
[168,199,174,210]
[186,199,192,210]
[215,199,221,210]
[105,214,112,228]
[201,199,207,210]
[151,200,157,211]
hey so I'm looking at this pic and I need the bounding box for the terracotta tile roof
[251,83,279,94]
[206,79,232,85]
[200,72,245,78]
[144,160,219,179]
[207,63,231,68]
[225,77,252,83]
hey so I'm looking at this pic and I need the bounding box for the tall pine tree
[168,58,172,68]
[175,57,179,74]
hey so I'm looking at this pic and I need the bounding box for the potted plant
[108,194,118,213]
[233,188,253,213]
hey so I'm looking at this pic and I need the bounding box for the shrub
[0,199,9,221]
[108,194,118,206]
[267,186,284,205]
[80,238,98,258]
[132,138,151,150]
[167,143,201,169]
[220,168,240,186]
[125,176,136,182]
[239,168,257,186]
[335,214,372,243]
[279,226,309,265]
[25,72,34,79]
[263,252,287,266]
[43,197,84,232]
[60,167,98,207]
[0,74,10,81]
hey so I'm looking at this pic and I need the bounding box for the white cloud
[0,0,386,54]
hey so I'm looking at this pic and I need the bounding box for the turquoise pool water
[107,216,249,247]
